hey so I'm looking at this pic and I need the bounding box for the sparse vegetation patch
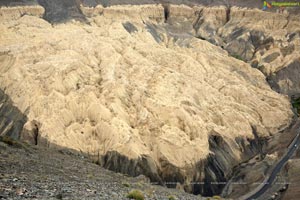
[126,189,144,200]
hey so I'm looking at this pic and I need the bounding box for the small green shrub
[122,182,130,187]
[135,182,143,188]
[232,54,244,61]
[168,195,176,200]
[212,195,222,199]
[92,159,101,165]
[126,190,144,200]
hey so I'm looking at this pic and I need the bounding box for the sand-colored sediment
[0,4,294,182]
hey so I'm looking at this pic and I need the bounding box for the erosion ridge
[0,1,299,198]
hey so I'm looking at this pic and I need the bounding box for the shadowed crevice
[163,3,170,22]
[0,89,27,140]
[37,0,87,23]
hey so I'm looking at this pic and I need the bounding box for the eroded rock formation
[0,2,298,196]
[165,5,300,97]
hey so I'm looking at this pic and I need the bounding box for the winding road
[241,131,300,200]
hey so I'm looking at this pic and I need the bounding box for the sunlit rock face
[0,2,295,195]
[170,5,300,97]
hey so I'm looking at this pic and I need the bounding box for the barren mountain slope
[0,136,206,200]
[0,3,297,196]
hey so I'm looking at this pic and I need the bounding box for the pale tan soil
[0,3,295,193]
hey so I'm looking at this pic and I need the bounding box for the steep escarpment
[0,4,44,20]
[165,5,300,98]
[165,5,300,196]
[0,53,28,140]
[0,89,27,140]
[0,2,297,197]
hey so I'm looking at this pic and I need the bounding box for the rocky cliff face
[0,89,27,140]
[165,5,300,98]
[0,2,298,197]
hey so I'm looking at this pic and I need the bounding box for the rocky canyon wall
[0,2,298,196]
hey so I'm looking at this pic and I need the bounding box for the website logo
[263,1,300,11]
[263,1,272,10]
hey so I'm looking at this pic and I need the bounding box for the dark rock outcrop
[96,131,268,196]
[268,60,300,97]
[37,0,86,23]
[122,22,138,34]
[192,129,268,196]
[0,90,27,140]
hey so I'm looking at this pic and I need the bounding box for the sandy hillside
[0,2,297,195]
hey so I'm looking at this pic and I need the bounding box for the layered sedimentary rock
[167,5,300,97]
[0,3,296,196]
[0,4,44,20]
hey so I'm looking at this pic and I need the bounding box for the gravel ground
[0,139,208,200]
